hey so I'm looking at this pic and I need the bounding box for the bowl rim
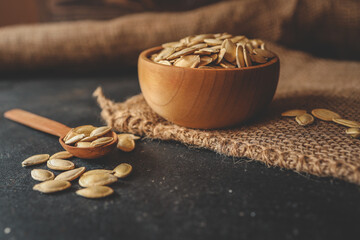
[139,46,279,71]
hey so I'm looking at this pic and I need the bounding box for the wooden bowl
[138,46,280,129]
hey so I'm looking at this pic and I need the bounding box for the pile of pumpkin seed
[150,33,275,69]
[22,129,140,199]
[281,108,360,138]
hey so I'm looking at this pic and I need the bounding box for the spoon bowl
[4,109,118,159]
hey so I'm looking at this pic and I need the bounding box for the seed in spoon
[76,186,114,199]
[76,142,92,148]
[90,137,114,147]
[90,126,112,137]
[65,134,85,145]
[31,169,55,181]
[22,154,50,167]
[79,173,117,187]
[73,125,96,136]
[113,163,132,178]
[55,167,86,181]
[79,136,98,142]
[47,159,75,171]
[33,180,71,193]
[50,151,73,160]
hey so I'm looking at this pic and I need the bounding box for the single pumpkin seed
[65,134,85,145]
[79,173,117,187]
[154,47,176,62]
[33,180,71,193]
[217,33,232,40]
[281,109,307,117]
[219,61,236,69]
[174,55,200,68]
[166,47,197,60]
[113,163,132,178]
[204,38,223,46]
[117,135,135,152]
[63,129,76,142]
[90,137,114,147]
[31,169,55,181]
[243,45,252,67]
[250,53,267,64]
[235,44,246,68]
[158,60,172,66]
[253,48,275,58]
[216,48,226,64]
[22,154,50,167]
[79,136,98,142]
[82,169,114,177]
[332,118,360,128]
[76,186,114,199]
[222,39,236,63]
[73,125,96,136]
[118,133,140,140]
[345,128,360,138]
[55,167,86,181]
[198,56,214,67]
[295,113,314,126]
[90,126,112,137]
[231,35,246,43]
[47,159,75,171]
[311,109,341,121]
[76,142,92,148]
[50,151,73,160]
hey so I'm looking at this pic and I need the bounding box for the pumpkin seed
[65,134,85,145]
[167,47,197,60]
[174,55,200,68]
[346,128,360,138]
[281,109,307,117]
[33,180,71,193]
[73,125,96,136]
[204,38,223,46]
[76,142,92,148]
[79,136,98,142]
[253,48,275,58]
[295,113,314,126]
[235,44,246,68]
[54,167,86,181]
[113,163,132,178]
[158,60,172,66]
[90,137,114,147]
[216,48,226,64]
[243,45,252,67]
[90,126,112,137]
[22,154,50,167]
[311,109,341,121]
[220,61,236,69]
[154,47,175,62]
[47,159,75,171]
[161,41,184,49]
[76,186,114,199]
[79,173,117,187]
[82,169,114,177]
[50,151,73,160]
[31,169,55,181]
[117,135,135,152]
[250,53,267,64]
[332,118,360,128]
[222,39,236,63]
[63,129,76,142]
[198,56,213,67]
[118,133,140,140]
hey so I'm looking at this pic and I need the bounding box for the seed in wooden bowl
[332,118,360,128]
[90,137,114,147]
[117,135,135,152]
[54,167,86,181]
[90,126,112,137]
[346,128,360,138]
[50,151,73,160]
[47,159,75,171]
[311,109,341,121]
[281,109,307,117]
[31,169,55,181]
[76,186,114,199]
[22,154,50,167]
[79,173,117,187]
[295,113,314,126]
[33,180,71,193]
[82,169,114,177]
[113,163,132,178]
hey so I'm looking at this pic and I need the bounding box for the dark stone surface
[0,74,359,240]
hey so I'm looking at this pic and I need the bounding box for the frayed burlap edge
[93,87,360,185]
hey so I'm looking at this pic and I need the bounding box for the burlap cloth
[0,0,359,184]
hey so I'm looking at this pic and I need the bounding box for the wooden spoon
[4,109,118,159]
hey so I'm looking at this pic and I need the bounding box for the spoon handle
[4,109,71,137]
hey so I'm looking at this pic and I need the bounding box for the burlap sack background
[0,0,359,72]
[0,0,359,184]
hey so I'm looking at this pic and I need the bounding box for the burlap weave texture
[94,43,360,185]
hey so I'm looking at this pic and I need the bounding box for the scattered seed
[50,151,73,160]
[311,109,341,121]
[90,126,112,137]
[22,154,50,167]
[281,109,307,117]
[117,135,135,152]
[55,167,86,181]
[76,186,114,199]
[295,113,314,126]
[33,180,71,193]
[82,169,114,177]
[79,173,117,187]
[47,159,75,171]
[113,163,132,178]
[31,169,55,181]
[346,128,360,138]
[332,118,360,128]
